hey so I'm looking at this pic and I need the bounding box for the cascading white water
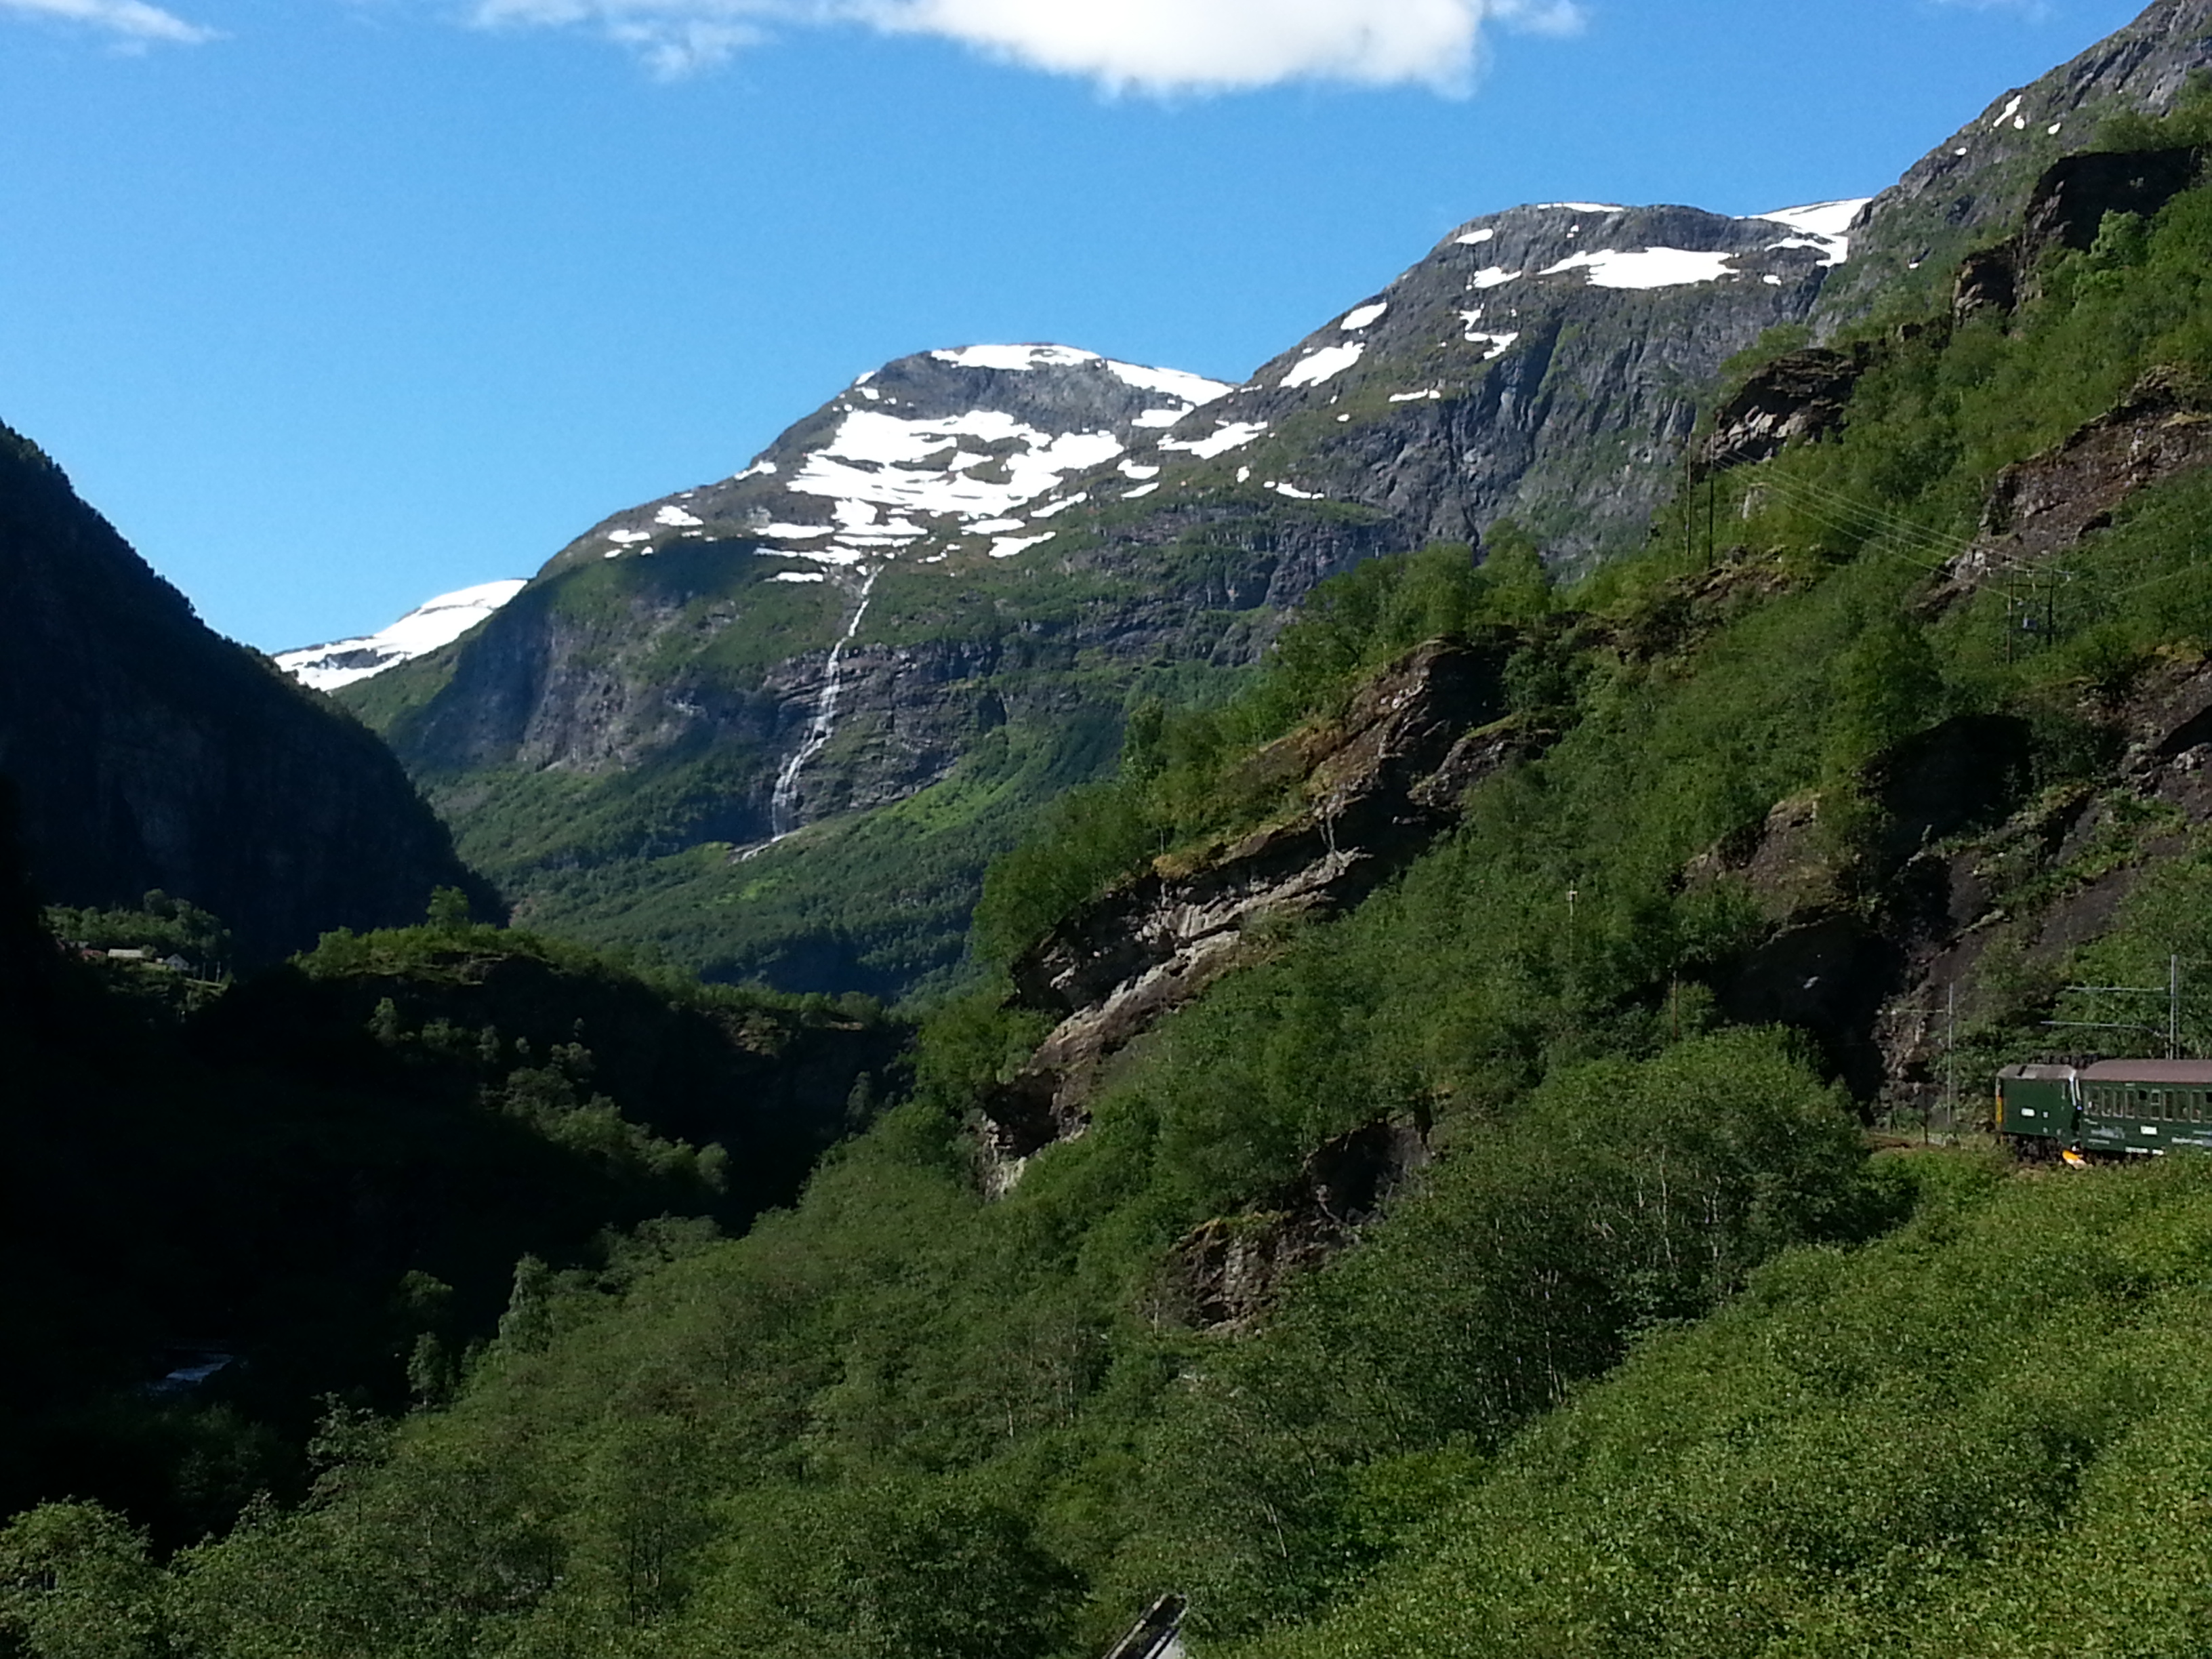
[767,567,881,840]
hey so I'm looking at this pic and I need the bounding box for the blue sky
[0,0,2156,651]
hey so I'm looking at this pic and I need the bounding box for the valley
[14,4,2212,1657]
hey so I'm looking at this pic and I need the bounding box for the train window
[2151,1090,2167,1120]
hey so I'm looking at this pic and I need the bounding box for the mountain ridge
[0,420,493,962]
[335,194,1878,996]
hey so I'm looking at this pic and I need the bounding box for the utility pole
[2171,954,2182,1061]
[1945,981,1957,1142]
[1683,453,1694,566]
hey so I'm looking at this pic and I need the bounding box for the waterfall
[767,567,880,841]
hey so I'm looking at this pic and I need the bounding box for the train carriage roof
[2079,1060,2212,1084]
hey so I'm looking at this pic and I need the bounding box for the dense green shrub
[1242,1156,2212,1659]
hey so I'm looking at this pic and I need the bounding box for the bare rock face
[1215,201,1854,571]
[1984,369,2212,553]
[1954,246,2022,323]
[981,640,1532,1182]
[1164,1118,1432,1333]
[1946,147,2205,327]
[1694,716,2039,1099]
[2024,144,2206,253]
[1692,650,2212,1120]
[1931,369,2212,608]
[1866,659,2212,1117]
[1701,346,1876,474]
[1685,792,1845,922]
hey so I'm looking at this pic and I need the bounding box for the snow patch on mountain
[930,344,1232,410]
[1751,199,1871,267]
[276,579,529,693]
[1458,315,1521,358]
[1282,342,1365,388]
[1161,419,1269,459]
[587,345,1235,572]
[1101,360,1235,405]
[1540,247,1742,289]
[932,344,1099,371]
[777,409,1126,554]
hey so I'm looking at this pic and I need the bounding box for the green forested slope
[0,879,902,1553]
[1250,1155,2212,1659]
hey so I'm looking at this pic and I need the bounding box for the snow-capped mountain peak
[559,344,1235,573]
[276,579,527,693]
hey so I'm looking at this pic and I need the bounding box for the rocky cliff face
[1204,199,1861,569]
[980,639,1534,1186]
[0,423,490,962]
[1165,1119,1433,1332]
[1961,367,2212,583]
[1685,361,2212,1113]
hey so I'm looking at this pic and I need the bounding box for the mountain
[276,579,528,693]
[340,202,1866,998]
[327,0,2212,1005]
[0,420,492,962]
[1824,0,2212,318]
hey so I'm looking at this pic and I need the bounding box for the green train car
[1996,1060,2212,1156]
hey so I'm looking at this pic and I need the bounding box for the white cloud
[463,0,1583,87]
[0,0,216,43]
[470,0,769,75]
[865,0,1583,92]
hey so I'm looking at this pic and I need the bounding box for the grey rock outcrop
[1211,201,1856,570]
[979,639,1532,1180]
[1701,346,1875,473]
[1166,1119,1433,1333]
[1933,367,2212,605]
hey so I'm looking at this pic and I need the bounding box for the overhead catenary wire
[1763,472,1980,556]
[1739,471,1963,575]
[1685,455,2212,644]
